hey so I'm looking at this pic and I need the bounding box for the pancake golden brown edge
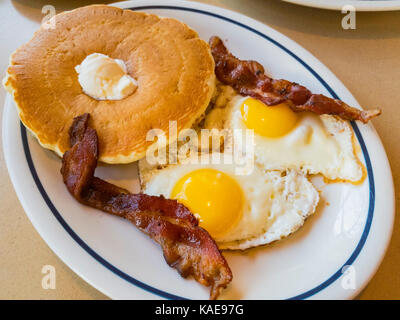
[3,5,215,163]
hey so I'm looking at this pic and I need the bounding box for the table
[0,0,398,299]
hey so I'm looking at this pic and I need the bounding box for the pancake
[3,5,215,163]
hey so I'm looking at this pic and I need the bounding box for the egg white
[205,95,364,183]
[139,153,319,250]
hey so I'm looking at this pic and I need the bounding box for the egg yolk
[171,169,243,238]
[241,98,298,138]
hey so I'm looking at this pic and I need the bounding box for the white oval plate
[282,0,400,11]
[2,0,395,300]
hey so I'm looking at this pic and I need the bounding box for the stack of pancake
[3,5,215,163]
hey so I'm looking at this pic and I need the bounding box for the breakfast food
[6,3,383,299]
[140,154,319,250]
[138,36,380,253]
[3,5,215,163]
[203,37,371,183]
[61,114,232,300]
[209,36,381,123]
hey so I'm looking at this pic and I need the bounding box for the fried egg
[139,153,319,250]
[205,94,364,183]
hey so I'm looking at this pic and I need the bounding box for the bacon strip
[61,114,232,300]
[210,36,381,123]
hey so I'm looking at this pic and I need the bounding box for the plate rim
[2,0,395,300]
[281,0,400,12]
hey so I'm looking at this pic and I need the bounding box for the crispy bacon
[210,36,381,123]
[61,114,232,300]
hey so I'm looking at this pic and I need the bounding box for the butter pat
[75,53,137,100]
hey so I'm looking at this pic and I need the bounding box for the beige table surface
[0,0,398,300]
